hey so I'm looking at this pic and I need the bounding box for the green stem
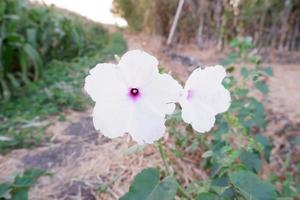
[158,140,171,176]
[157,140,193,200]
[177,184,193,200]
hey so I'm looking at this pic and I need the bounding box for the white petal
[84,63,127,102]
[180,65,231,133]
[185,65,226,89]
[118,49,159,87]
[180,97,216,133]
[128,101,166,144]
[142,74,183,115]
[192,86,231,115]
[93,97,133,138]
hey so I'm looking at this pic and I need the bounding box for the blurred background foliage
[0,0,127,152]
[113,0,300,50]
[0,0,113,100]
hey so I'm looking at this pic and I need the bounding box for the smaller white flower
[84,50,182,144]
[179,65,231,133]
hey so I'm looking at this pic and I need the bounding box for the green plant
[0,0,107,99]
[119,37,296,200]
[0,31,127,153]
[0,168,47,200]
[120,168,178,200]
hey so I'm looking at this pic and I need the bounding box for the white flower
[179,65,231,133]
[84,50,182,144]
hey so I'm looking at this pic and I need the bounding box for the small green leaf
[13,168,46,187]
[225,66,235,73]
[255,134,272,161]
[26,28,37,47]
[240,67,249,78]
[235,88,249,97]
[196,192,221,200]
[23,44,43,80]
[11,188,28,200]
[222,76,236,89]
[262,67,273,76]
[119,168,178,200]
[7,73,21,88]
[229,170,277,200]
[255,81,269,94]
[0,183,10,198]
[240,150,261,173]
[221,53,238,65]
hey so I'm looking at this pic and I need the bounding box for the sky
[29,0,127,26]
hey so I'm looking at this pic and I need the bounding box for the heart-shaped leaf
[120,168,178,200]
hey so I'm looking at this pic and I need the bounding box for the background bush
[0,0,107,100]
[0,1,128,152]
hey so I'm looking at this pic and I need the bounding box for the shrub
[0,0,107,99]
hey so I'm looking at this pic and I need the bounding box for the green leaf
[7,73,21,88]
[255,134,272,161]
[211,177,234,198]
[221,53,238,65]
[26,28,37,47]
[240,67,250,78]
[23,44,43,80]
[0,183,10,198]
[229,170,277,200]
[240,150,261,173]
[0,1,6,20]
[262,67,273,76]
[196,192,221,200]
[119,168,178,200]
[13,168,46,187]
[225,66,235,73]
[222,76,236,89]
[4,33,24,44]
[9,169,46,200]
[11,188,28,200]
[235,88,249,97]
[255,81,269,94]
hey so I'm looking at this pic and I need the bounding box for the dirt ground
[0,33,299,200]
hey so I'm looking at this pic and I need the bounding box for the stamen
[187,90,193,100]
[130,88,139,96]
[129,88,140,101]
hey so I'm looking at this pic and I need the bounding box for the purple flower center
[187,90,193,100]
[130,88,139,96]
[129,88,140,100]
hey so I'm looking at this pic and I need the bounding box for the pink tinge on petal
[187,89,194,100]
[128,87,141,101]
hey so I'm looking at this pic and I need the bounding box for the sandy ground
[0,33,299,200]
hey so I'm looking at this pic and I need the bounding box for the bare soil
[0,32,299,200]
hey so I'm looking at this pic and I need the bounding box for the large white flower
[179,65,231,133]
[84,50,182,144]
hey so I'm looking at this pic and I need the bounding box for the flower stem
[157,140,193,200]
[158,140,171,176]
[177,185,193,200]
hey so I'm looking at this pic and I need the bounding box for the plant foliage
[0,168,47,200]
[120,168,178,200]
[122,37,299,199]
[0,0,107,99]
